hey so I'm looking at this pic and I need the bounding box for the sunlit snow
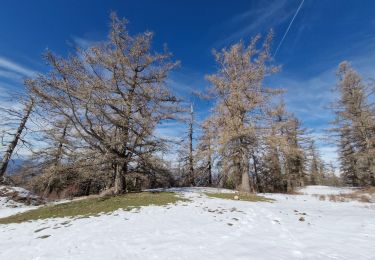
[0,186,374,260]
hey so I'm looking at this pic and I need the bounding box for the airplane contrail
[274,0,305,57]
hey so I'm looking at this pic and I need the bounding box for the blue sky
[1,0,375,164]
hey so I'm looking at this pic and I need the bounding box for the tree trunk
[150,171,157,189]
[208,156,212,186]
[240,169,251,193]
[114,162,127,194]
[54,122,68,167]
[0,100,33,182]
[188,103,195,186]
[239,152,252,193]
[252,154,260,192]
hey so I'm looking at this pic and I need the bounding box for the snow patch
[0,186,374,260]
[299,185,355,195]
[0,186,39,218]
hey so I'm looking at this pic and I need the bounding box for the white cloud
[214,0,294,47]
[268,43,375,168]
[0,69,24,81]
[269,67,336,126]
[155,122,186,142]
[71,36,98,49]
[0,56,36,79]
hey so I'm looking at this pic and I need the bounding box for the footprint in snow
[37,235,51,239]
[34,227,49,233]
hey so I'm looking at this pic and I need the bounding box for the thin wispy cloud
[274,0,305,57]
[0,69,23,81]
[167,77,196,98]
[271,68,336,141]
[0,56,36,78]
[71,36,97,49]
[215,0,293,47]
[269,41,375,166]
[0,57,36,115]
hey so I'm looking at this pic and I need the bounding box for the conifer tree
[205,32,280,192]
[29,13,180,194]
[331,61,375,186]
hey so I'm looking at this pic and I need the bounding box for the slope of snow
[0,186,374,260]
[299,185,355,195]
[0,186,38,218]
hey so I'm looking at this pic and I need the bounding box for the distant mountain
[5,158,26,175]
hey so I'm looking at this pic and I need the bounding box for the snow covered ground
[299,185,356,195]
[0,186,38,218]
[0,186,374,260]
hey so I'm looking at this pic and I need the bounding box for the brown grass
[284,190,303,195]
[205,192,274,202]
[312,188,373,203]
[319,195,326,201]
[0,191,187,224]
[358,187,375,194]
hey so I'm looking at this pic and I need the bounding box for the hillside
[0,186,374,260]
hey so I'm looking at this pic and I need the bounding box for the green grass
[0,192,186,224]
[205,192,274,202]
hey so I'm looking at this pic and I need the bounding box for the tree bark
[54,122,68,167]
[114,162,127,194]
[188,103,195,186]
[240,168,252,193]
[252,154,260,192]
[239,152,252,193]
[208,155,212,186]
[0,100,33,182]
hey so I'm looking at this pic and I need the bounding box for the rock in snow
[0,186,374,260]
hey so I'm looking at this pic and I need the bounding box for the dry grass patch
[312,188,374,203]
[285,190,303,195]
[359,187,375,194]
[0,192,186,224]
[205,192,274,202]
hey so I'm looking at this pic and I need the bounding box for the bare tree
[195,117,217,186]
[205,32,280,192]
[188,103,195,186]
[0,97,34,182]
[28,13,180,194]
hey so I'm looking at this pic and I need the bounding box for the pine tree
[205,32,280,192]
[308,140,325,185]
[331,61,375,186]
[196,117,216,186]
[261,102,306,192]
[28,13,180,194]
